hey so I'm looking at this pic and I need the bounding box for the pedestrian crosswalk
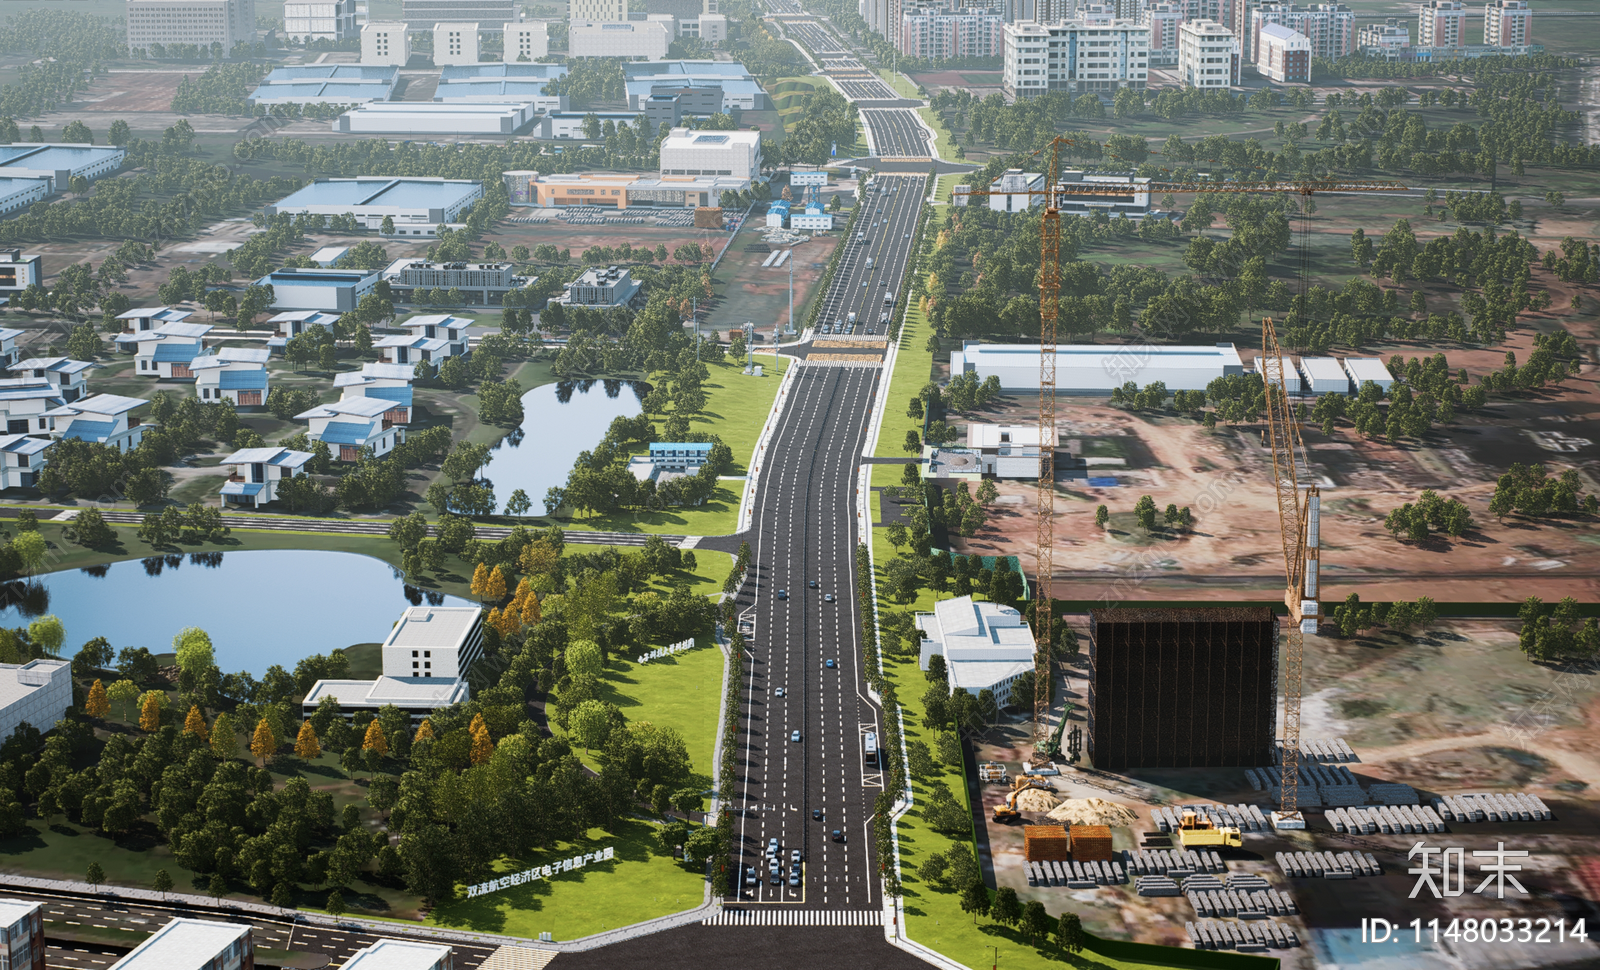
[703,909,884,926]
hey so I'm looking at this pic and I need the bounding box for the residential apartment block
[898,4,1006,59]
[1248,2,1353,63]
[1256,21,1309,81]
[1178,18,1239,86]
[283,0,359,43]
[1002,18,1150,100]
[1358,17,1410,52]
[1483,0,1530,47]
[1417,0,1465,50]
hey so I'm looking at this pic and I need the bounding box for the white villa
[0,327,24,368]
[295,396,405,461]
[115,305,193,335]
[0,380,64,435]
[41,394,148,452]
[218,446,314,508]
[123,322,214,380]
[916,594,1035,707]
[5,357,93,402]
[0,434,48,489]
[374,313,471,366]
[301,606,485,721]
[334,362,413,425]
[191,348,271,407]
[267,310,340,355]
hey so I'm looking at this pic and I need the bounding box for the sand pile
[1046,798,1139,827]
[1013,789,1062,812]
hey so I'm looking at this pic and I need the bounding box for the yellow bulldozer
[992,775,1054,824]
[1175,810,1242,849]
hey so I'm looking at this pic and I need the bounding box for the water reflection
[489,379,650,513]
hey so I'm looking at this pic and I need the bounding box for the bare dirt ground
[27,70,264,135]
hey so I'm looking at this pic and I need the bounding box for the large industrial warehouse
[0,144,126,191]
[264,178,483,235]
[333,102,539,135]
[246,65,399,106]
[948,341,1245,393]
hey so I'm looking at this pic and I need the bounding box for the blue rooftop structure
[264,65,402,81]
[219,371,269,390]
[433,79,559,102]
[0,144,126,188]
[270,178,481,213]
[439,63,568,81]
[320,421,376,445]
[63,420,116,441]
[221,481,266,497]
[364,385,414,408]
[247,66,398,106]
[622,60,752,77]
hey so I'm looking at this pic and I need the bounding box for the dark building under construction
[1088,607,1277,770]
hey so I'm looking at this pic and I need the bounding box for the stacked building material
[1434,792,1553,822]
[1121,848,1224,876]
[1276,738,1357,763]
[1136,875,1182,896]
[1268,785,1323,808]
[1070,824,1113,861]
[1366,782,1420,805]
[1066,861,1096,888]
[1275,849,1380,878]
[1329,804,1445,834]
[1024,825,1071,861]
[1188,919,1301,951]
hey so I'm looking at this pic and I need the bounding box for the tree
[1133,495,1157,532]
[139,690,165,732]
[1095,504,1109,529]
[959,878,990,923]
[211,711,239,760]
[567,639,604,679]
[326,889,345,917]
[295,720,322,759]
[85,679,110,718]
[107,679,140,721]
[208,873,227,901]
[1020,900,1052,946]
[85,862,104,888]
[903,430,920,452]
[1056,912,1085,953]
[991,887,1022,927]
[251,717,277,764]
[13,531,45,574]
[470,723,493,765]
[570,698,611,752]
[505,488,532,519]
[173,626,215,678]
[362,718,389,756]
[153,869,173,895]
[183,705,209,740]
[27,615,63,656]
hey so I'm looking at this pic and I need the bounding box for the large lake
[0,550,471,675]
[488,379,647,514]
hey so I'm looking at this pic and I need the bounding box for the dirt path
[1358,731,1600,787]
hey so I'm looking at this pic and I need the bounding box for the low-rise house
[218,446,314,508]
[335,362,414,426]
[124,322,214,380]
[0,659,71,744]
[0,327,25,368]
[374,314,471,365]
[5,357,93,402]
[0,434,48,489]
[266,310,341,355]
[41,393,148,452]
[191,348,271,407]
[115,305,193,336]
[295,396,405,461]
[0,379,64,435]
[302,606,484,721]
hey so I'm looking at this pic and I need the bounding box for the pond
[488,379,648,514]
[1,550,472,676]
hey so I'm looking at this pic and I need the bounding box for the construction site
[933,145,1600,968]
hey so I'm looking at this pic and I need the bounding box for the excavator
[992,775,1055,824]
[1175,810,1242,849]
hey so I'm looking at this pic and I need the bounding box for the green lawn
[875,67,922,100]
[917,107,957,162]
[427,819,704,941]
[556,485,742,538]
[657,355,792,477]
[875,264,939,461]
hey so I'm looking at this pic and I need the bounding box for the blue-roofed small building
[266,310,341,354]
[191,348,271,407]
[218,447,314,508]
[335,362,416,425]
[246,64,399,106]
[766,199,790,228]
[122,322,213,380]
[0,434,49,489]
[296,396,405,461]
[374,314,472,366]
[6,357,94,401]
[41,394,148,452]
[115,305,194,336]
[264,177,484,237]
[0,379,64,435]
[258,267,380,313]
[790,200,832,231]
[0,144,126,191]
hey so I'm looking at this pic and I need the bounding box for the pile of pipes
[1328,804,1445,834]
[1025,859,1125,889]
[1366,782,1421,805]
[1153,804,1268,832]
[1434,792,1554,822]
[1122,848,1225,877]
[1136,875,1182,897]
[1188,886,1297,919]
[1275,850,1381,879]
[1275,738,1358,763]
[655,210,698,226]
[1187,919,1300,951]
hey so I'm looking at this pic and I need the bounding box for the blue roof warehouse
[246,65,399,106]
[256,267,381,312]
[263,177,483,236]
[0,143,126,192]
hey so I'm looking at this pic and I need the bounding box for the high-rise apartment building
[1357,17,1409,52]
[1248,3,1352,63]
[570,0,627,21]
[127,0,256,53]
[401,0,517,27]
[899,3,1006,58]
[1002,18,1149,99]
[1417,0,1465,50]
[283,0,359,42]
[1177,18,1238,86]
[1483,0,1530,46]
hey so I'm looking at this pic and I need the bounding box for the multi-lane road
[727,173,926,919]
[861,110,932,159]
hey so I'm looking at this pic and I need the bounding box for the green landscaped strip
[917,106,956,161]
[874,68,921,100]
[428,820,703,941]
[874,263,939,459]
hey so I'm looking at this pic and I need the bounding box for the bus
[864,731,878,768]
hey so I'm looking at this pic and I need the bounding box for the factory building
[434,62,567,110]
[360,21,412,65]
[569,20,672,58]
[948,342,1244,393]
[1297,356,1349,394]
[335,101,539,134]
[116,919,254,970]
[0,179,48,216]
[0,661,71,749]
[126,0,256,55]
[1252,355,1299,394]
[504,170,748,208]
[257,267,382,312]
[432,22,481,65]
[401,0,518,27]
[558,266,641,307]
[264,177,483,236]
[536,110,644,139]
[916,595,1035,708]
[1340,357,1393,394]
[246,65,399,106]
[0,144,125,193]
[659,127,763,179]
[623,60,770,111]
[381,259,528,304]
[1088,607,1278,770]
[953,169,1152,219]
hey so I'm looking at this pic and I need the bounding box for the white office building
[116,919,253,970]
[0,659,71,743]
[659,127,763,179]
[916,595,1035,707]
[953,169,1152,219]
[284,0,360,43]
[569,20,672,58]
[342,940,453,970]
[1002,18,1150,99]
[570,0,627,20]
[1483,0,1530,47]
[1417,0,1465,49]
[334,101,538,134]
[504,20,550,60]
[1178,18,1239,86]
[301,606,484,720]
[361,21,412,65]
[948,341,1245,393]
[433,22,482,65]
[126,0,256,53]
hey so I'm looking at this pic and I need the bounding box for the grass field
[874,245,940,460]
[427,819,704,941]
[917,106,957,162]
[666,355,791,477]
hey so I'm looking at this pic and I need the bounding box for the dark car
[810,579,819,588]
[777,589,788,600]
[831,829,844,842]
[813,808,824,821]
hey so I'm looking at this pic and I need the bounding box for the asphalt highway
[785,20,844,57]
[729,174,927,915]
[861,110,931,158]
